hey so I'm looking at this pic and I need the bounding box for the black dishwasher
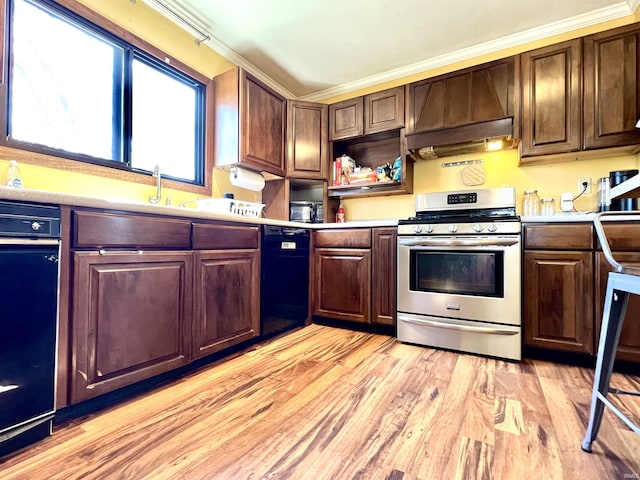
[261,226,310,337]
[0,201,60,458]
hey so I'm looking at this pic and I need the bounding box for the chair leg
[582,284,629,453]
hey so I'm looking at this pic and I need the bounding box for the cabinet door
[523,250,594,353]
[595,251,640,363]
[313,248,371,323]
[241,70,286,177]
[364,87,404,135]
[584,24,640,150]
[329,97,364,140]
[71,251,192,403]
[520,39,582,157]
[193,250,259,359]
[287,100,328,179]
[371,228,396,326]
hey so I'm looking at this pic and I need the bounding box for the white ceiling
[145,0,640,101]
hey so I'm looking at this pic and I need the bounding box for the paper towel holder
[229,166,265,191]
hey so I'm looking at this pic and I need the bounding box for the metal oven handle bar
[398,315,519,335]
[0,238,60,246]
[398,237,520,248]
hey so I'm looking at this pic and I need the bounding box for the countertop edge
[0,187,398,229]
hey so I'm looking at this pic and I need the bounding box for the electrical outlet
[578,178,591,194]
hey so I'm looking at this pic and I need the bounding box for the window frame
[0,0,214,196]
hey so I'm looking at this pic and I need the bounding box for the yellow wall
[0,0,239,205]
[2,1,639,214]
[327,11,640,221]
[342,151,640,221]
[322,15,636,104]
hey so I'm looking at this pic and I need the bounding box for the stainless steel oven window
[409,250,504,297]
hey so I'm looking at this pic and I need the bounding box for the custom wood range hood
[406,117,517,160]
[405,57,518,160]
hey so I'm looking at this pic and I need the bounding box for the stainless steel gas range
[396,187,522,361]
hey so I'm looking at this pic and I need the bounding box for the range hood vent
[406,117,516,160]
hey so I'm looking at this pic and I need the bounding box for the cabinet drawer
[314,229,371,248]
[192,223,259,250]
[524,224,593,250]
[599,223,640,251]
[73,211,191,248]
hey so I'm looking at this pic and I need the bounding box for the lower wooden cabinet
[192,250,260,359]
[523,250,594,353]
[523,222,640,363]
[71,251,193,403]
[372,228,397,326]
[595,252,640,363]
[313,247,371,323]
[312,227,396,326]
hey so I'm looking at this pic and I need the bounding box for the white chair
[582,211,640,452]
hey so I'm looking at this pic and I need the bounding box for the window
[5,0,206,185]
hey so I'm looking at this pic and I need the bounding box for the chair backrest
[594,211,640,273]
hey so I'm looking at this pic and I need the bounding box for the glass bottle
[522,190,540,216]
[540,197,555,216]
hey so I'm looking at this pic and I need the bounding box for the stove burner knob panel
[473,224,484,233]
[487,223,498,232]
[448,224,458,233]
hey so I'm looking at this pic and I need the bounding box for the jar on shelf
[522,190,541,216]
[540,197,555,216]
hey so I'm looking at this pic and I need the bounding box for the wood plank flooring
[1,324,639,479]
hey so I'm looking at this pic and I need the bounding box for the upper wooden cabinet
[329,97,364,140]
[583,24,640,150]
[520,39,582,157]
[521,24,640,159]
[287,100,328,179]
[364,87,405,135]
[213,67,286,177]
[406,57,518,137]
[329,87,404,141]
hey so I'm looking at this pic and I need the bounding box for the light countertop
[0,187,397,229]
[520,211,597,223]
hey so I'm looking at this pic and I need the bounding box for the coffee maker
[609,170,639,211]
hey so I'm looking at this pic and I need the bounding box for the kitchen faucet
[148,165,162,204]
[179,197,200,208]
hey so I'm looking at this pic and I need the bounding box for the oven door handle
[398,237,520,248]
[398,315,519,335]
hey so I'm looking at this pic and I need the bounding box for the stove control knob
[448,224,458,233]
[413,225,423,234]
[424,224,434,233]
[473,224,484,233]
[487,223,498,232]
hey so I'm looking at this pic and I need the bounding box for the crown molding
[141,0,295,98]
[300,2,635,101]
[144,0,636,102]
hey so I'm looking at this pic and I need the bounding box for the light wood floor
[2,324,639,479]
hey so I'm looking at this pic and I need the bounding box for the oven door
[397,235,521,326]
